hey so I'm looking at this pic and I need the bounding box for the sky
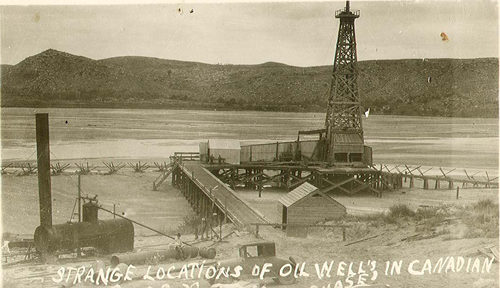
[0,0,498,67]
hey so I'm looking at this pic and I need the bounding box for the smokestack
[36,113,52,227]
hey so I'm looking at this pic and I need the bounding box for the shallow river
[1,107,498,170]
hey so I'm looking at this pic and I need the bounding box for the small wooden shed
[279,182,346,226]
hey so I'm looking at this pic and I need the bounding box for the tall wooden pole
[36,113,52,228]
[77,173,82,257]
[78,174,81,222]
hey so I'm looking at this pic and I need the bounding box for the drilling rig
[324,1,366,165]
[298,1,371,166]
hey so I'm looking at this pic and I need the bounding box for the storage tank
[34,202,134,254]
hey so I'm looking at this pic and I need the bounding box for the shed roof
[208,139,241,150]
[280,182,335,207]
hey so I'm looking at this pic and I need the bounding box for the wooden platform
[203,161,382,197]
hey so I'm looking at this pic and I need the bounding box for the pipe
[110,246,216,266]
[98,206,192,246]
[36,113,52,228]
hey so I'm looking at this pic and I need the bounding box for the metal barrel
[199,247,216,259]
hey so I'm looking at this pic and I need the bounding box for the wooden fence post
[275,142,279,160]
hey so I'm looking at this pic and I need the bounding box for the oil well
[166,1,397,230]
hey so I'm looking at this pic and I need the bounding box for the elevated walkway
[174,160,268,228]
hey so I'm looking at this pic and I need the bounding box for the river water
[1,107,498,171]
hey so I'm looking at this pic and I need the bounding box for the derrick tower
[325,1,365,164]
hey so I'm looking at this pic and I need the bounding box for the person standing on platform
[200,217,207,240]
[194,216,201,240]
[210,212,218,239]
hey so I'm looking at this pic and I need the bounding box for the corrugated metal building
[279,182,346,225]
[207,139,241,165]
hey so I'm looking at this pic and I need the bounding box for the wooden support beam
[321,176,356,194]
[439,167,455,178]
[435,177,440,189]
[417,167,433,176]
[439,167,447,178]
[288,174,314,190]
[393,166,402,174]
[446,168,456,175]
[404,165,421,175]
[352,177,381,196]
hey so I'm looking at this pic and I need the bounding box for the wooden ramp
[178,162,268,228]
[152,163,173,191]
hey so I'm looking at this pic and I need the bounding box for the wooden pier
[170,157,268,228]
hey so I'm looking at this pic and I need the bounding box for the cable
[97,206,192,247]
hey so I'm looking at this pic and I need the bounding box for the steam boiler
[33,113,134,256]
[34,202,134,254]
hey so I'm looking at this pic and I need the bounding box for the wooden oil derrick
[325,1,365,164]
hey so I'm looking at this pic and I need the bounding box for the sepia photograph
[0,0,498,287]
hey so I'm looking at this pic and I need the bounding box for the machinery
[34,200,134,254]
[32,113,134,257]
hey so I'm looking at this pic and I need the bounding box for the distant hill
[1,49,498,117]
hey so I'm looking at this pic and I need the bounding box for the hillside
[1,49,498,117]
